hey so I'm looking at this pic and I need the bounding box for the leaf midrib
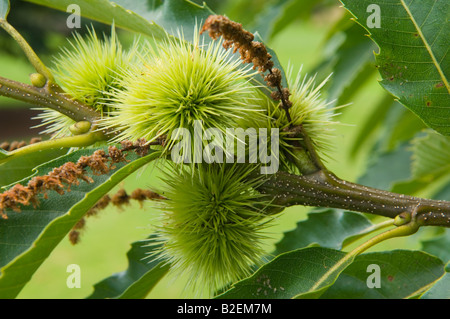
[400,0,450,93]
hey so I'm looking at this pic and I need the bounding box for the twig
[0,76,101,123]
[0,19,54,82]
[259,170,450,228]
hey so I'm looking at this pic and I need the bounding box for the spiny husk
[34,26,140,138]
[148,163,273,295]
[101,31,265,155]
[247,66,341,173]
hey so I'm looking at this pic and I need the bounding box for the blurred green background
[0,0,431,298]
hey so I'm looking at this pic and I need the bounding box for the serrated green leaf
[216,247,349,299]
[273,208,374,256]
[321,250,445,299]
[88,236,169,299]
[0,0,9,20]
[341,0,450,136]
[0,147,159,298]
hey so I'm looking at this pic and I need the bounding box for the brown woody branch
[259,170,450,227]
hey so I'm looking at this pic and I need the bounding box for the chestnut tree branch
[0,13,448,230]
[2,73,449,228]
[259,170,450,228]
[0,76,102,124]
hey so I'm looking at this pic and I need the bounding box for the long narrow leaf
[0,147,159,298]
